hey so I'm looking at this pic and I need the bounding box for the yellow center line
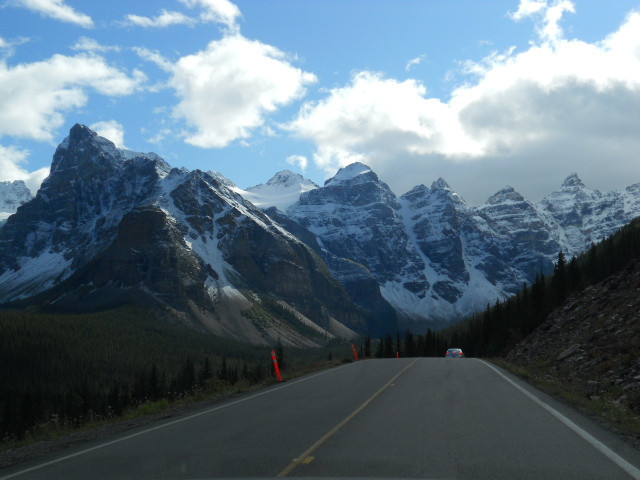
[277,359,419,477]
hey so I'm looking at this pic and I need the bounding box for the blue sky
[1,0,640,204]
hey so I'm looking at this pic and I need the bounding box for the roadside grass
[491,358,640,440]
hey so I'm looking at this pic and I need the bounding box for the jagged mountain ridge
[282,163,640,328]
[0,125,372,346]
[2,126,640,334]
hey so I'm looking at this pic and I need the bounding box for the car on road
[445,348,464,358]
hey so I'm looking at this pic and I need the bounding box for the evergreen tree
[219,356,228,382]
[275,339,285,370]
[375,339,383,358]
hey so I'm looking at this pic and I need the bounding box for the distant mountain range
[1,124,639,341]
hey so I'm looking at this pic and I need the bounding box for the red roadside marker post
[351,343,359,361]
[271,349,283,382]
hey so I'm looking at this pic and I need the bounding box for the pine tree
[364,335,372,357]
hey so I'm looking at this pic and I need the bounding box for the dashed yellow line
[277,359,418,477]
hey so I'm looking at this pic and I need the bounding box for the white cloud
[287,71,481,173]
[71,37,120,53]
[123,10,196,28]
[123,0,240,31]
[132,47,173,71]
[0,144,49,194]
[288,7,640,204]
[10,0,93,28]
[286,154,308,171]
[171,34,316,148]
[405,55,425,71]
[180,0,241,32]
[0,53,144,141]
[510,0,575,44]
[0,36,30,59]
[90,120,126,149]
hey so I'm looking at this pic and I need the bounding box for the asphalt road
[2,358,640,479]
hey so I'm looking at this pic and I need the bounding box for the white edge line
[477,359,640,480]
[0,363,353,479]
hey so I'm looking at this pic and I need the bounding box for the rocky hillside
[506,260,640,440]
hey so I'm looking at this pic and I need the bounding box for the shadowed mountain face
[0,125,374,346]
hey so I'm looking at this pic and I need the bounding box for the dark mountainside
[0,124,373,345]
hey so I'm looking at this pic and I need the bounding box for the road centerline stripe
[477,359,640,480]
[277,359,418,478]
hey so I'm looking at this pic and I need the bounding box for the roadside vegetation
[0,306,353,452]
[492,359,640,443]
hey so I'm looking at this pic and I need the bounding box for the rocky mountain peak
[431,177,451,191]
[561,173,585,189]
[485,186,525,205]
[266,170,306,187]
[325,162,375,186]
[207,170,238,190]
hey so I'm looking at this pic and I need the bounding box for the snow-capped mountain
[3,126,640,334]
[239,170,318,212]
[0,125,369,345]
[0,180,33,225]
[538,173,637,258]
[282,165,640,329]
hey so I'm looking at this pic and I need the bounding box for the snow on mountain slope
[241,170,318,211]
[286,165,640,328]
[0,180,33,225]
[0,125,366,345]
[3,126,640,332]
[538,173,635,258]
[398,181,509,322]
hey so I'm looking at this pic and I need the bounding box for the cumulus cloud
[0,144,49,194]
[286,154,308,171]
[122,10,196,28]
[171,35,316,148]
[10,0,93,28]
[90,120,127,149]
[0,53,144,141]
[288,3,640,204]
[287,71,481,171]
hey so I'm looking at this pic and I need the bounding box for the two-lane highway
[2,358,640,479]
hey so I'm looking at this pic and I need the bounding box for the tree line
[0,307,292,441]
